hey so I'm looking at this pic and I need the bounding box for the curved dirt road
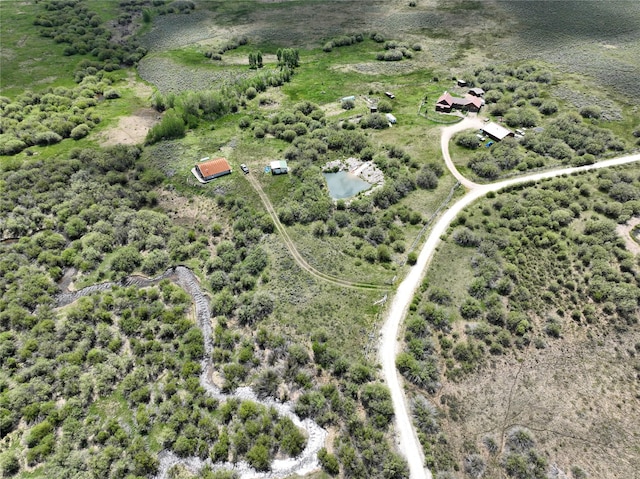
[380,150,640,479]
[440,117,484,189]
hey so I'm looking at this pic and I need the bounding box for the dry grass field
[435,330,640,478]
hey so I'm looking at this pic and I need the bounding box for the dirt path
[616,216,640,255]
[380,150,640,479]
[245,173,388,291]
[440,116,484,189]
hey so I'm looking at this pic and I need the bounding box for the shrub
[416,168,438,189]
[370,32,385,43]
[407,251,418,265]
[0,137,26,155]
[452,227,480,247]
[318,448,340,475]
[538,100,558,115]
[455,131,481,149]
[145,110,185,144]
[104,88,120,99]
[377,100,392,113]
[341,99,355,110]
[70,124,90,140]
[377,50,403,61]
[0,453,20,476]
[246,87,257,99]
[360,113,389,129]
[580,105,602,119]
[34,131,62,146]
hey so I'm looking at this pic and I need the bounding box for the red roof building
[435,91,483,113]
[195,158,232,182]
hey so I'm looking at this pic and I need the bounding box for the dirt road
[440,117,484,189]
[380,150,640,479]
[246,173,388,291]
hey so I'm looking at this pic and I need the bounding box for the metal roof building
[270,160,288,175]
[481,122,515,141]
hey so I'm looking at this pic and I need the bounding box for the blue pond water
[323,171,372,200]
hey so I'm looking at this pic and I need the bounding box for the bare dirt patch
[100,107,160,147]
[617,217,640,255]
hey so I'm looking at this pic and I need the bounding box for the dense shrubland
[401,168,640,477]
[454,63,629,179]
[0,136,411,476]
[0,74,120,155]
[0,146,317,477]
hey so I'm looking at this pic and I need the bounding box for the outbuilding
[195,157,232,182]
[468,87,485,97]
[457,79,468,88]
[481,122,515,142]
[385,113,397,124]
[270,160,289,175]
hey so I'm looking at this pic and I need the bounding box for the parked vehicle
[240,164,249,174]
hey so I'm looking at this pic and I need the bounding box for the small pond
[323,171,372,199]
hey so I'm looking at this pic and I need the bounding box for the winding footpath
[380,120,640,479]
[246,174,388,291]
[57,266,327,479]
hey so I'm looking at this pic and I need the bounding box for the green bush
[318,447,340,475]
[70,124,90,140]
[145,110,186,144]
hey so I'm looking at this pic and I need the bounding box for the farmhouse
[435,91,483,113]
[270,160,289,175]
[194,157,232,182]
[482,122,515,142]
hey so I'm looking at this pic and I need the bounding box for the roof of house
[197,158,231,178]
[482,122,514,140]
[436,92,482,109]
[455,96,483,109]
[270,160,288,169]
[436,92,454,106]
[468,87,485,96]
